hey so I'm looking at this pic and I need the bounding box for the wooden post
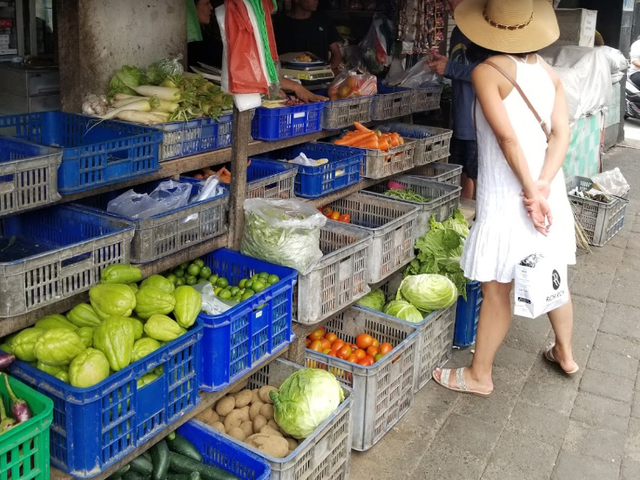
[227,106,252,250]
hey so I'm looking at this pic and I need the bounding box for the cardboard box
[554,9,598,48]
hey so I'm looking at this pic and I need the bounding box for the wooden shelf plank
[49,346,289,480]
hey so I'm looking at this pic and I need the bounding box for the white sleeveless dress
[460,55,576,283]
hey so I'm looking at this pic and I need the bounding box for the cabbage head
[108,65,145,98]
[383,300,423,323]
[270,368,344,439]
[397,274,457,313]
[356,289,386,311]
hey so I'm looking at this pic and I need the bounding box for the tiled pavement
[349,145,640,480]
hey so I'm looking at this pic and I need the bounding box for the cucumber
[150,440,171,480]
[129,455,153,476]
[166,433,203,462]
[107,465,130,479]
[166,474,191,480]
[190,473,202,480]
[169,452,238,480]
[123,471,151,480]
[141,452,152,463]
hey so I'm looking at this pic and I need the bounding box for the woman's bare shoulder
[537,56,560,84]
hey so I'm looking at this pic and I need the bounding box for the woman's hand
[293,84,329,103]
[523,192,553,236]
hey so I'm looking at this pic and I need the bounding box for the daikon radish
[132,85,181,101]
[100,99,152,120]
[112,96,152,109]
[115,110,169,125]
[113,93,140,101]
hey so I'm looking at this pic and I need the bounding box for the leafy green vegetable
[383,300,423,323]
[397,274,458,313]
[404,209,469,300]
[108,65,145,98]
[270,368,344,439]
[384,189,432,203]
[356,289,386,311]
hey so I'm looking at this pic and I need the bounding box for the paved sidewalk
[349,145,640,480]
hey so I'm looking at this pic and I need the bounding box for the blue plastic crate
[250,143,362,198]
[178,421,270,480]
[158,114,233,161]
[198,249,297,392]
[454,281,483,348]
[0,111,161,194]
[8,320,204,478]
[251,103,324,141]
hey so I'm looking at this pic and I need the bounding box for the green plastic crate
[0,374,53,480]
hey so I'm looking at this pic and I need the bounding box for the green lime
[243,288,255,296]
[259,272,269,280]
[231,295,242,302]
[208,274,219,284]
[195,259,205,268]
[166,274,178,285]
[239,279,247,289]
[173,267,185,278]
[218,289,232,300]
[267,274,280,285]
[245,280,254,290]
[216,277,229,288]
[251,274,260,282]
[241,292,254,301]
[252,280,266,292]
[187,264,201,277]
[214,286,222,295]
[186,275,198,286]
[180,262,189,270]
[230,286,240,296]
[199,266,212,279]
[175,277,185,286]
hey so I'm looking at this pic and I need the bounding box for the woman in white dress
[433,0,578,396]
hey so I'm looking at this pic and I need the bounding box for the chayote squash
[137,372,160,388]
[131,337,162,363]
[77,327,95,348]
[69,348,111,388]
[128,283,139,294]
[128,317,144,340]
[144,315,186,342]
[55,371,69,383]
[35,314,77,331]
[0,343,13,355]
[37,361,67,377]
[12,328,46,362]
[135,286,175,320]
[101,264,142,285]
[173,286,202,329]
[140,275,175,295]
[93,316,135,372]
[90,284,137,320]
[67,303,102,328]
[34,329,86,366]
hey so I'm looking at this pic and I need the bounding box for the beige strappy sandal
[432,367,492,397]
[543,344,580,375]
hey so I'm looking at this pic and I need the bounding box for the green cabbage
[270,369,344,439]
[356,289,386,311]
[383,300,423,323]
[108,65,145,98]
[397,274,458,313]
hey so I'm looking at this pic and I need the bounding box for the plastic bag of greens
[241,198,327,274]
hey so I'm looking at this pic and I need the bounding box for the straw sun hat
[454,0,560,54]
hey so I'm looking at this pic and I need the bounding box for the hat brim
[454,0,560,54]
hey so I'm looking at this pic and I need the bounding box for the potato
[249,402,264,421]
[245,434,289,458]
[196,408,214,424]
[235,390,253,408]
[215,396,236,417]
[240,420,254,438]
[210,411,220,423]
[212,421,225,433]
[267,419,279,431]
[251,389,261,405]
[258,386,278,404]
[237,406,250,423]
[224,409,245,432]
[260,425,283,437]
[260,404,274,420]
[253,414,267,433]
[228,426,247,442]
[286,437,298,451]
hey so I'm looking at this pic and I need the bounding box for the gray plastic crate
[306,307,418,451]
[321,96,373,130]
[296,222,373,325]
[247,164,298,200]
[366,175,462,238]
[195,358,353,480]
[566,176,628,247]
[326,192,419,283]
[0,137,62,217]
[411,85,443,113]
[358,139,416,179]
[411,161,462,186]
[413,127,453,167]
[370,89,412,121]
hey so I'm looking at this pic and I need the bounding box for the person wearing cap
[432,0,578,396]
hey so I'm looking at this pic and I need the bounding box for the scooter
[625,73,640,119]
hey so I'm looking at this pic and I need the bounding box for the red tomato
[321,206,333,217]
[327,350,338,357]
[346,354,359,363]
[320,339,332,350]
[366,346,379,357]
[353,348,366,360]
[338,213,351,223]
[322,348,332,354]
[337,345,352,359]
[309,340,323,352]
[356,333,374,350]
[308,327,325,341]
[379,342,393,355]
[330,211,341,221]
[325,333,338,344]
[374,353,384,362]
[371,338,380,348]
[331,339,345,352]
[358,356,375,367]
[306,338,311,348]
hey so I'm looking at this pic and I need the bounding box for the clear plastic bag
[107,180,192,220]
[398,55,442,89]
[591,168,630,197]
[240,198,327,274]
[327,70,377,101]
[359,15,394,75]
[193,282,238,315]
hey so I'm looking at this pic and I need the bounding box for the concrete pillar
[57,0,186,112]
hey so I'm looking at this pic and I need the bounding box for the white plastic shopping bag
[514,253,569,319]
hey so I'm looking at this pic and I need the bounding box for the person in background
[629,35,640,87]
[273,0,343,75]
[428,0,478,200]
[187,0,327,103]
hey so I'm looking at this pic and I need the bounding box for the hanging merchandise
[397,0,446,55]
[359,15,395,75]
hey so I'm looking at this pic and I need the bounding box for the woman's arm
[280,77,329,103]
[329,42,343,74]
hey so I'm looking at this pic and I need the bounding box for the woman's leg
[546,296,578,373]
[434,280,513,393]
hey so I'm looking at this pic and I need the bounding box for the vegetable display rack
[295,222,372,325]
[321,96,373,131]
[370,86,412,121]
[565,176,628,247]
[305,307,418,451]
[251,103,324,141]
[196,249,297,392]
[325,192,419,284]
[0,374,53,480]
[454,281,482,348]
[365,175,462,238]
[379,123,452,167]
[357,139,416,179]
[0,112,162,194]
[73,178,229,264]
[158,114,233,161]
[412,161,462,186]
[0,137,62,217]
[0,205,134,317]
[411,85,443,113]
[193,358,352,480]
[219,159,298,200]
[8,320,204,477]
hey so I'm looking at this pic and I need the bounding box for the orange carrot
[378,137,390,152]
[335,131,376,146]
[354,122,371,133]
[354,136,379,149]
